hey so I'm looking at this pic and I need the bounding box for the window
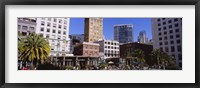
[169,30,173,33]
[40,27,44,31]
[175,29,179,32]
[163,22,166,25]
[41,21,45,25]
[63,31,66,35]
[157,19,160,21]
[176,34,180,38]
[158,28,161,31]
[59,25,62,29]
[59,19,62,23]
[159,42,163,45]
[159,37,162,40]
[170,35,173,39]
[168,20,172,23]
[57,36,61,39]
[162,18,166,20]
[22,32,27,36]
[64,26,67,29]
[158,32,162,36]
[163,26,166,30]
[22,26,28,30]
[63,36,66,40]
[18,25,21,29]
[158,23,161,26]
[53,18,57,22]
[105,42,107,44]
[53,24,56,28]
[171,46,175,52]
[165,47,169,52]
[39,34,43,37]
[169,25,172,29]
[177,45,182,52]
[47,18,51,21]
[53,30,56,33]
[177,40,181,44]
[170,41,174,44]
[164,36,167,40]
[47,23,51,27]
[29,27,34,30]
[47,29,50,32]
[108,46,110,49]
[175,23,179,27]
[164,31,167,35]
[58,30,61,34]
[64,20,67,24]
[46,34,50,38]
[165,41,168,45]
[174,18,178,22]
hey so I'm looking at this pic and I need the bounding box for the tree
[151,49,162,65]
[133,49,145,64]
[18,33,51,69]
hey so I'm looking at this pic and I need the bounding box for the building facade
[35,18,71,56]
[18,18,37,36]
[69,34,84,54]
[95,39,120,59]
[114,24,133,43]
[120,42,153,65]
[138,30,148,44]
[73,42,100,57]
[84,18,103,42]
[151,18,182,68]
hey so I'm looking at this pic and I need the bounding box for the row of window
[104,41,119,45]
[159,40,181,45]
[158,34,181,41]
[41,22,67,29]
[160,45,182,52]
[40,28,67,35]
[157,18,179,22]
[105,46,119,49]
[39,34,67,40]
[158,29,180,36]
[41,18,68,24]
[84,46,98,50]
[158,24,180,31]
[18,25,35,31]
[105,50,119,54]
[105,54,119,57]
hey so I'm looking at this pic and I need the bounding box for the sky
[69,18,152,42]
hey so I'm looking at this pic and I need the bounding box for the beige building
[84,18,103,42]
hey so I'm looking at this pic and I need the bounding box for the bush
[37,63,61,70]
[66,66,73,70]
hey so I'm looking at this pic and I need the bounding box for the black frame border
[0,0,199,88]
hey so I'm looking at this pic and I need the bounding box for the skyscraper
[114,24,133,43]
[151,18,182,68]
[84,18,103,42]
[138,30,148,44]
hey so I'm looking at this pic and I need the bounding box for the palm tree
[151,49,162,66]
[18,33,51,69]
[133,49,145,64]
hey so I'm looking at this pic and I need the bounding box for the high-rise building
[69,34,84,54]
[138,30,148,44]
[84,18,103,42]
[114,24,133,43]
[18,18,37,37]
[151,18,182,68]
[95,39,120,59]
[35,17,71,56]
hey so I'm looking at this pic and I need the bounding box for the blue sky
[69,18,152,42]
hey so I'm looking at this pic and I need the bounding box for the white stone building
[35,18,71,56]
[18,18,37,36]
[152,18,182,68]
[95,39,120,59]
